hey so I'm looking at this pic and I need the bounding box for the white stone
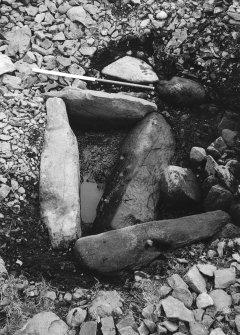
[156,11,168,20]
[40,98,81,249]
[0,184,11,200]
[209,289,232,312]
[210,328,226,335]
[14,311,69,335]
[214,268,236,289]
[102,56,159,84]
[184,265,207,293]
[196,293,214,309]
[161,296,194,322]
[66,308,87,328]
[0,53,16,76]
[67,6,95,27]
[190,147,207,164]
[197,263,216,277]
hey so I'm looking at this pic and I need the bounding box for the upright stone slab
[40,97,81,249]
[93,112,175,232]
[45,87,157,128]
[75,210,229,273]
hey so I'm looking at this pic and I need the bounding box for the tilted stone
[94,112,175,231]
[161,296,194,322]
[102,56,159,84]
[184,265,207,294]
[74,211,229,273]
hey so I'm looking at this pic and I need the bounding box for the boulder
[74,210,230,273]
[45,87,157,129]
[156,77,206,107]
[39,97,81,249]
[0,53,16,76]
[101,56,159,84]
[14,311,69,335]
[93,112,175,232]
[160,166,201,206]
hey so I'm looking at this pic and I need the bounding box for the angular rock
[160,166,201,206]
[0,184,11,201]
[89,291,123,319]
[118,326,138,335]
[66,307,87,327]
[80,321,97,335]
[2,74,22,90]
[222,128,239,148]
[161,321,178,332]
[101,316,116,335]
[102,56,159,84]
[0,53,16,76]
[67,6,95,27]
[209,289,232,312]
[74,211,229,273]
[138,322,149,335]
[45,87,157,129]
[14,311,69,335]
[156,77,206,107]
[190,147,207,165]
[116,314,136,332]
[161,296,194,322]
[94,112,175,231]
[167,274,188,290]
[5,26,31,57]
[172,287,193,308]
[189,322,208,335]
[39,97,81,249]
[214,268,236,289]
[235,315,240,333]
[210,328,226,335]
[196,293,214,309]
[204,185,234,212]
[197,264,216,277]
[184,265,207,294]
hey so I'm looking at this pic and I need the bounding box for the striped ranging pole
[32,68,156,91]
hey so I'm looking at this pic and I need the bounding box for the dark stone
[204,185,234,212]
[74,211,230,273]
[218,111,240,134]
[93,112,175,232]
[156,76,206,107]
[230,202,240,226]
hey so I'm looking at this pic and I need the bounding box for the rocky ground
[1,0,240,334]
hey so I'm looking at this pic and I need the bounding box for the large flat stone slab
[45,87,157,128]
[101,56,159,84]
[40,97,81,249]
[74,210,229,273]
[93,112,175,232]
